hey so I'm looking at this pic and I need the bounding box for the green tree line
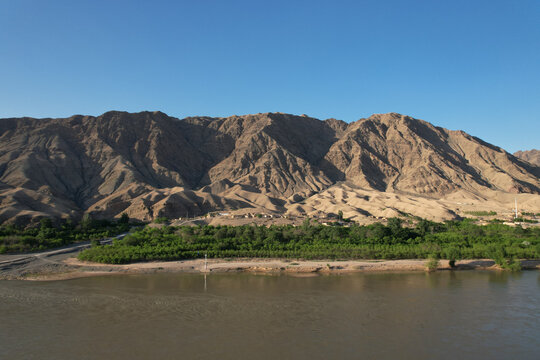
[77,218,540,264]
[0,214,133,253]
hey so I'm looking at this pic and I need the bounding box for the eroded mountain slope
[0,111,538,223]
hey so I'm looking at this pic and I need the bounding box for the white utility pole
[514,198,518,219]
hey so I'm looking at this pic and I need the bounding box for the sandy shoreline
[5,257,537,281]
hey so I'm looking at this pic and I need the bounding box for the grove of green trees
[0,214,132,253]
[77,218,540,264]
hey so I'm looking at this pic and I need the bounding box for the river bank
[1,253,539,281]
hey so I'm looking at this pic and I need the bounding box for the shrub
[444,247,460,268]
[505,257,522,272]
[425,255,439,272]
[495,256,522,272]
[119,213,129,224]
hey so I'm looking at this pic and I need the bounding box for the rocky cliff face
[514,149,540,167]
[0,111,538,223]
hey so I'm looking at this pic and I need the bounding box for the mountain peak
[514,149,540,166]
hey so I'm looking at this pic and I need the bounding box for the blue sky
[1,0,538,152]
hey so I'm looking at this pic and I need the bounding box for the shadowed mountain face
[0,111,539,223]
[515,149,540,167]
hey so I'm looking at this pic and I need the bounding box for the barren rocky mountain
[514,149,540,167]
[0,111,539,224]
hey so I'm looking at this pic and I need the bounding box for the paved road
[0,233,128,266]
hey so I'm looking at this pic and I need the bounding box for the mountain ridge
[514,149,540,167]
[0,111,539,224]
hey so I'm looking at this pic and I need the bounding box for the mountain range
[514,149,540,167]
[1,111,539,224]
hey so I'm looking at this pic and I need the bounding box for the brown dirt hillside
[0,111,538,224]
[323,113,540,195]
[514,149,540,166]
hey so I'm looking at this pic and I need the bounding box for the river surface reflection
[1,271,539,359]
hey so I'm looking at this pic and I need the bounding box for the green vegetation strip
[77,218,540,265]
[522,212,540,216]
[0,215,134,253]
[464,211,497,216]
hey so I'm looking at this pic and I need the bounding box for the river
[1,271,539,359]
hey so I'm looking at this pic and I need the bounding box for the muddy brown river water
[1,271,539,359]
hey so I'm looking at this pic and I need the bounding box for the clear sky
[1,0,538,152]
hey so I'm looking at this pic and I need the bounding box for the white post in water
[204,253,208,271]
